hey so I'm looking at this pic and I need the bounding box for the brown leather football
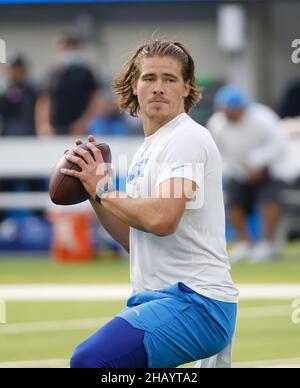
[49,143,112,205]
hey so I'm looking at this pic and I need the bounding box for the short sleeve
[156,130,207,189]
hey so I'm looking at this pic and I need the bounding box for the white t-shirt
[207,104,297,183]
[126,113,238,303]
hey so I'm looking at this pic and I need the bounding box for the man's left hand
[61,141,109,199]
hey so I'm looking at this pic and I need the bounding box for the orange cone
[48,211,93,263]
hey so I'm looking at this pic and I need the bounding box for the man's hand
[61,135,110,199]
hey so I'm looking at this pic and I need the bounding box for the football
[49,143,112,205]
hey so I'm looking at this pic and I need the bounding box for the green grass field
[0,242,300,368]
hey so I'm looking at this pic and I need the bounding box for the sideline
[0,284,299,301]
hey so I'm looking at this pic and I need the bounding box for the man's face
[223,108,245,123]
[5,64,26,84]
[132,56,190,122]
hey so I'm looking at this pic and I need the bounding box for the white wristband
[95,181,115,204]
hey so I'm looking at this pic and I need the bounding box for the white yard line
[0,284,299,301]
[238,305,292,318]
[233,358,300,368]
[0,284,131,301]
[238,284,300,300]
[0,359,69,368]
[0,305,292,335]
[0,357,300,369]
[0,317,111,334]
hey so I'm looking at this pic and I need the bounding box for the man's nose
[153,80,164,94]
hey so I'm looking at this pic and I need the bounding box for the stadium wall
[1,2,298,107]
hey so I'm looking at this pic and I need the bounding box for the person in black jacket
[0,53,36,136]
[35,30,101,137]
[280,79,300,119]
[0,53,41,222]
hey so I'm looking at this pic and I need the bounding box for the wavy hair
[112,39,202,117]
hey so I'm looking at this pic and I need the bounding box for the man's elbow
[123,243,130,253]
[150,216,178,237]
[119,237,129,253]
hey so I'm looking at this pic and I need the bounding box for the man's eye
[166,79,175,83]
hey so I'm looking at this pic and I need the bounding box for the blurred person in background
[279,76,300,178]
[0,52,36,136]
[208,85,289,263]
[0,53,41,223]
[190,74,224,127]
[88,88,143,137]
[35,29,101,137]
[280,78,300,119]
[88,90,130,137]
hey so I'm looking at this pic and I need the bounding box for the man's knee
[70,345,90,368]
[70,344,108,368]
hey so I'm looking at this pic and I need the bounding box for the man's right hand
[64,135,96,155]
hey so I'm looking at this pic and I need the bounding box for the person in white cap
[208,85,288,263]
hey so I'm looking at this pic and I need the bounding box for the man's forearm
[89,197,130,253]
[100,191,172,236]
[93,178,189,238]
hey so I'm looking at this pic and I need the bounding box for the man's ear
[183,81,191,98]
[131,79,137,96]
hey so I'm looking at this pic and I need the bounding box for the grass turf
[1,300,299,365]
[0,241,300,284]
[0,242,300,366]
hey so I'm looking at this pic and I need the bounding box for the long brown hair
[112,39,202,117]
